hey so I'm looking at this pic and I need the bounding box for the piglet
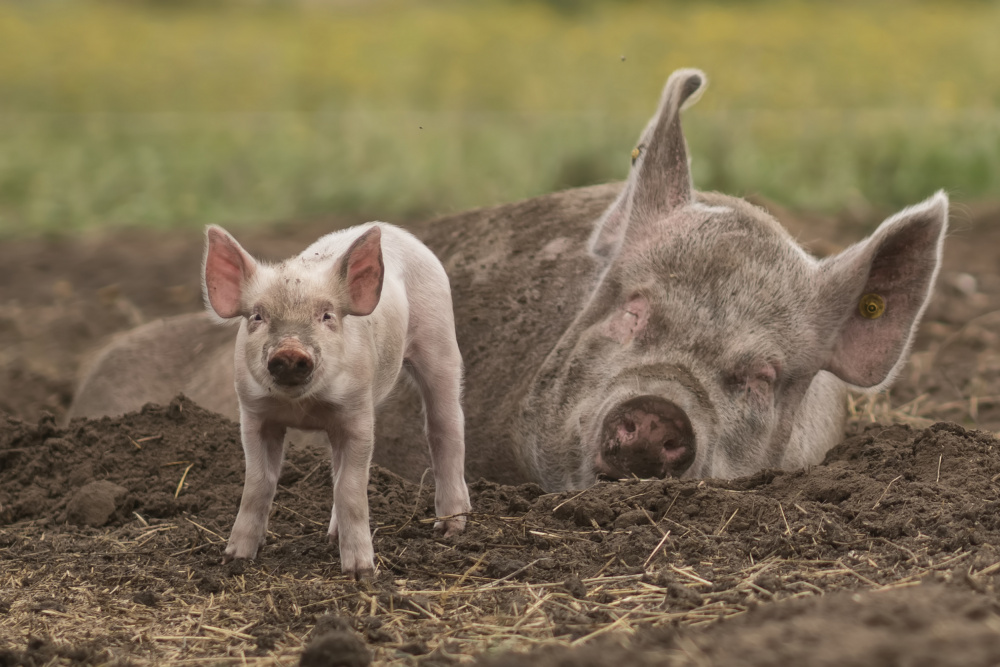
[203,222,471,579]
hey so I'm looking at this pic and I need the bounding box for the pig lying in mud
[205,223,469,577]
[69,68,948,495]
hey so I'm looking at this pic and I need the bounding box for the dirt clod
[300,630,371,667]
[132,590,158,607]
[562,575,588,600]
[65,480,128,527]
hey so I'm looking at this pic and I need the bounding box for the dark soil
[4,200,1000,664]
[5,398,1000,665]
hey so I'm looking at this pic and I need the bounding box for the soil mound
[4,399,1000,664]
[477,585,1000,667]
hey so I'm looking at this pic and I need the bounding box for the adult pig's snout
[597,396,695,479]
[267,340,314,387]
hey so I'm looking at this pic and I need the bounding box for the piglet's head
[203,225,384,398]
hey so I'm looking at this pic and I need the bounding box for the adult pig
[68,68,947,493]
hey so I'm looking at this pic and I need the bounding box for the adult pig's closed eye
[604,294,650,345]
[726,362,779,404]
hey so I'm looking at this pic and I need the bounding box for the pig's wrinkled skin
[202,222,469,579]
[69,68,947,497]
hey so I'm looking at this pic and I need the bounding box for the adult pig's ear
[336,225,384,317]
[203,225,258,319]
[817,192,948,391]
[589,69,707,258]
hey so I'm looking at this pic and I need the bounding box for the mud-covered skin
[517,194,830,489]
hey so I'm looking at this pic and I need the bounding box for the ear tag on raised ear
[859,293,886,319]
[630,146,641,164]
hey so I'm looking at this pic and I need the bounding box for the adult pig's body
[69,69,947,491]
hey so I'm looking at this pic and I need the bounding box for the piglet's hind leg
[406,341,471,537]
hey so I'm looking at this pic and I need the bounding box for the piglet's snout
[599,396,695,479]
[267,340,314,387]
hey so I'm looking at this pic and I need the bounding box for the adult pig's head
[202,225,384,400]
[520,69,947,490]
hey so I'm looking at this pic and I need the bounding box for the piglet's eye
[252,313,263,322]
[322,313,333,321]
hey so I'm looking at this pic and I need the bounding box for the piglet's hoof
[221,541,260,565]
[221,551,251,566]
[434,514,467,538]
[345,567,375,583]
[340,559,375,582]
[339,544,376,581]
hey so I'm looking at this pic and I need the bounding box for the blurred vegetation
[0,0,998,235]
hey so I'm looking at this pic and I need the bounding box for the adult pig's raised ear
[817,192,948,391]
[589,69,707,258]
[203,225,258,320]
[335,225,384,317]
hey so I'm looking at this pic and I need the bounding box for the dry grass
[847,392,937,430]
[2,492,995,665]
[846,308,1000,438]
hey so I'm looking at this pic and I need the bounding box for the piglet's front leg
[328,409,377,580]
[224,416,287,563]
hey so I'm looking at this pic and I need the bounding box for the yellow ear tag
[630,147,640,163]
[859,293,885,319]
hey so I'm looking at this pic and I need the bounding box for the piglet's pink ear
[203,225,257,319]
[817,192,948,391]
[338,226,384,317]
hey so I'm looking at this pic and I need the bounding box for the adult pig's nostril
[598,396,695,480]
[268,347,314,386]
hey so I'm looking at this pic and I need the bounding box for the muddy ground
[3,198,1000,665]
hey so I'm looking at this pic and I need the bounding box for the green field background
[0,0,998,236]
